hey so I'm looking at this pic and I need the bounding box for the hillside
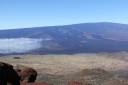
[0,22,128,54]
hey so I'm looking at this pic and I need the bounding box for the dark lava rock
[0,62,20,85]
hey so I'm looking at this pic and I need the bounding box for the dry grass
[0,53,128,75]
[0,53,128,85]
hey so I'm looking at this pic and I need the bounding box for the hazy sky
[0,0,128,29]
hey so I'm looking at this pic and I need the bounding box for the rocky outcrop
[0,62,20,85]
[0,62,53,85]
[0,62,94,85]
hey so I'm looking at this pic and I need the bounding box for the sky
[0,0,128,30]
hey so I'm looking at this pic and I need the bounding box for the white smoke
[0,38,43,54]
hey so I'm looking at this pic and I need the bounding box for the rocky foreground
[0,62,92,85]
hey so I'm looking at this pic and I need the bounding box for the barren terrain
[0,52,128,85]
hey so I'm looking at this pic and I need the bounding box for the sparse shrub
[13,57,21,59]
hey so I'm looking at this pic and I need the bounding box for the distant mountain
[0,22,128,54]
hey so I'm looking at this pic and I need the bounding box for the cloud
[0,38,43,54]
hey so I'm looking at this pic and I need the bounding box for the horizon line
[0,22,128,30]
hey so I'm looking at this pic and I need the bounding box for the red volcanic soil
[103,80,128,85]
[20,82,53,85]
[74,68,108,77]
[66,81,92,85]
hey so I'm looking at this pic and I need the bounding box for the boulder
[15,67,37,83]
[0,62,20,85]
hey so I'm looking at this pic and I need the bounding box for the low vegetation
[0,52,128,85]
